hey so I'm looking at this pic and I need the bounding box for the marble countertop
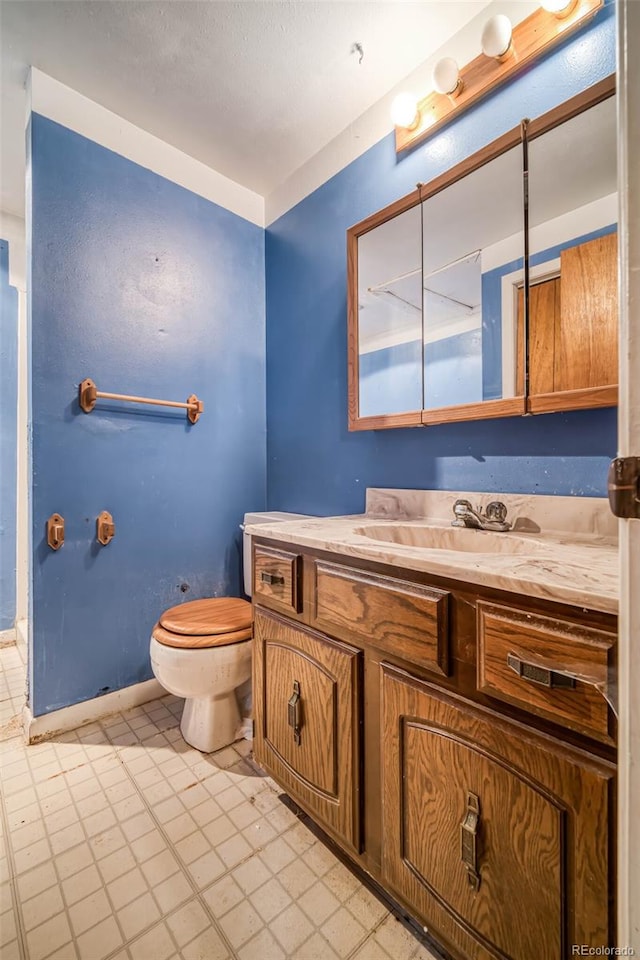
[246,489,618,614]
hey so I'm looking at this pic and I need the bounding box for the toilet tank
[242,512,312,596]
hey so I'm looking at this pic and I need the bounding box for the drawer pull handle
[507,654,576,689]
[460,792,481,892]
[261,572,285,586]
[287,680,302,746]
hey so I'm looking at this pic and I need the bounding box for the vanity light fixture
[432,58,463,98]
[540,0,579,17]
[393,0,603,154]
[481,15,515,62]
[390,92,420,130]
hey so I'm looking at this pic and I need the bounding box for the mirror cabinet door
[526,94,618,412]
[421,145,526,422]
[355,204,423,424]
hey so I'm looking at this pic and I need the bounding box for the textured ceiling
[0,1,492,217]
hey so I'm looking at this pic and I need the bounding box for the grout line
[0,763,29,960]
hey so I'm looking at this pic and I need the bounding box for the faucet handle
[485,501,508,523]
[453,499,473,516]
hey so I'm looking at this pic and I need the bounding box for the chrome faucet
[452,499,512,532]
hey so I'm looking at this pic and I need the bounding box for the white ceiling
[0,0,492,218]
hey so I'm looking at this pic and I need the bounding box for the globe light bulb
[481,15,514,60]
[432,58,463,97]
[540,0,578,17]
[390,92,419,129]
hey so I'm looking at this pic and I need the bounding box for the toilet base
[180,691,241,753]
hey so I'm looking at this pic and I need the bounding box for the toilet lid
[159,597,253,636]
[152,622,252,649]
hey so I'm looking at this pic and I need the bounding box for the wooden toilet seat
[153,597,253,649]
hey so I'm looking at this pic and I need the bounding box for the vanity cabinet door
[381,664,614,960]
[253,609,362,853]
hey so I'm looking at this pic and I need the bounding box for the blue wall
[29,115,266,715]
[0,240,18,630]
[265,2,617,517]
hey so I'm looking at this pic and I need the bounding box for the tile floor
[0,640,27,742]
[0,645,439,960]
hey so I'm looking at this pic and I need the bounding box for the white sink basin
[353,524,557,556]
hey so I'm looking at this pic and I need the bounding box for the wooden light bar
[395,0,604,153]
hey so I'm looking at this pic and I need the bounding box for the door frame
[616,0,640,950]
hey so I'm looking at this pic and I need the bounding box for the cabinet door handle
[261,571,285,586]
[507,654,576,689]
[460,792,481,892]
[287,680,302,746]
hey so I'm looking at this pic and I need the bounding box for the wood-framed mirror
[347,73,617,431]
[524,75,617,413]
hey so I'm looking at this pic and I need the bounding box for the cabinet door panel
[254,609,362,852]
[382,664,614,960]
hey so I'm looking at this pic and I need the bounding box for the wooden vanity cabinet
[382,664,614,960]
[252,608,363,853]
[252,539,617,960]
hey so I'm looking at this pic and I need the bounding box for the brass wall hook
[97,511,115,546]
[47,514,65,550]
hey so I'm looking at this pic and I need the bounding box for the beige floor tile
[98,845,137,884]
[290,931,341,960]
[50,820,86,855]
[26,910,73,960]
[346,886,389,929]
[141,849,181,887]
[129,828,166,865]
[69,887,113,936]
[351,938,393,960]
[175,831,210,867]
[200,874,244,919]
[118,891,162,939]
[218,899,263,950]
[17,861,58,901]
[108,866,148,910]
[257,836,296,874]
[179,924,229,960]
[231,857,272,896]
[373,915,422,960]
[1,939,21,960]
[153,872,194,915]
[237,926,286,960]
[277,857,316,898]
[13,837,51,874]
[216,832,252,869]
[165,899,209,948]
[22,883,66,931]
[249,876,292,924]
[298,880,340,925]
[61,863,103,906]
[129,921,177,960]
[0,907,16,947]
[321,905,368,957]
[187,849,225,889]
[55,842,94,881]
[76,915,125,960]
[270,902,315,954]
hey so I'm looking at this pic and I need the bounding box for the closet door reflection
[357,205,422,419]
[422,145,525,417]
[526,94,618,411]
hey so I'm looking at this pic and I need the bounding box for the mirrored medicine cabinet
[347,75,617,431]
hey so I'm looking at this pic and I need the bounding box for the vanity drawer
[253,546,302,614]
[311,560,449,676]
[477,602,616,744]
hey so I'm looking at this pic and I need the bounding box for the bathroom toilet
[150,511,309,753]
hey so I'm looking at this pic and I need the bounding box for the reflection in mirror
[422,146,524,410]
[526,95,617,402]
[357,205,422,418]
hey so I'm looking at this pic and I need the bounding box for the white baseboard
[23,678,166,744]
[0,628,17,647]
[15,619,28,656]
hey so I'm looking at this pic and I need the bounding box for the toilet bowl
[150,511,311,754]
[150,597,253,753]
